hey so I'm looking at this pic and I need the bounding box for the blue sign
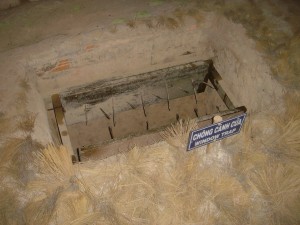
[187,113,247,151]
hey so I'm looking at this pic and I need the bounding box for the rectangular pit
[52,60,246,161]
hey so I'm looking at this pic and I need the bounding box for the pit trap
[51,60,246,161]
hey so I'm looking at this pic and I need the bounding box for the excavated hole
[52,60,246,161]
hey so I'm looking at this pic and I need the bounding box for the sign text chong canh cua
[187,114,246,151]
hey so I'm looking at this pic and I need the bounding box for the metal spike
[194,108,199,118]
[152,94,164,99]
[127,102,135,109]
[100,108,110,120]
[108,126,114,139]
[177,87,189,94]
[112,98,116,127]
[165,79,170,111]
[141,95,147,117]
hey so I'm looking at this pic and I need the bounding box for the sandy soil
[0,0,299,224]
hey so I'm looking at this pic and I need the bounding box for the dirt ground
[0,0,299,224]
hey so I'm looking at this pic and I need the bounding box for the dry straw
[50,180,98,225]
[27,144,97,224]
[75,139,253,225]
[25,186,64,225]
[9,109,299,225]
[161,118,197,150]
[229,115,271,175]
[248,161,300,224]
[63,193,91,223]
[262,94,300,166]
[33,144,74,183]
[0,136,43,182]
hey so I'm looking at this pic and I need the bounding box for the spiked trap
[51,60,246,161]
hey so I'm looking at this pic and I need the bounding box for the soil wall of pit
[27,13,283,112]
[0,11,284,146]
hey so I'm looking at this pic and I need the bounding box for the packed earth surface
[0,0,299,224]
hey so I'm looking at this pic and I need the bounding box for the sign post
[187,113,246,151]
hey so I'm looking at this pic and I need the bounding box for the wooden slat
[51,94,75,159]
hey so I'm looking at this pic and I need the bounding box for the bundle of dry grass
[256,94,300,166]
[199,168,251,224]
[25,186,64,225]
[161,119,197,150]
[268,116,300,165]
[26,145,100,224]
[30,144,75,192]
[75,139,254,225]
[0,136,43,183]
[34,144,74,179]
[81,120,246,224]
[0,84,44,224]
[227,114,272,175]
[14,108,298,225]
[248,161,300,225]
[225,97,300,224]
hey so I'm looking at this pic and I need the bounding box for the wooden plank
[208,65,236,110]
[51,94,75,159]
